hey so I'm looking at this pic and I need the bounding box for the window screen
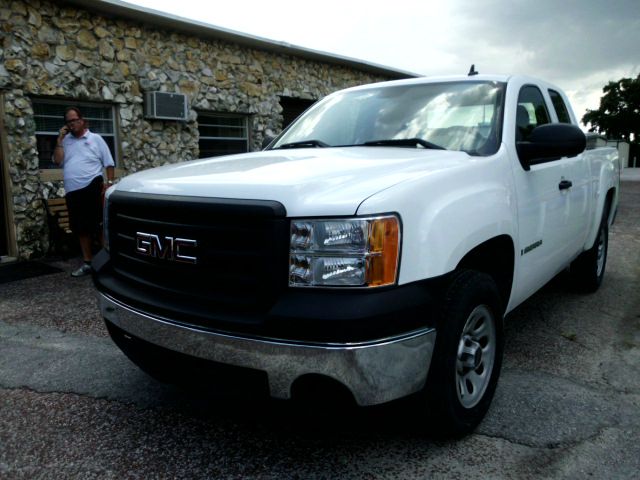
[33,99,118,169]
[197,113,249,158]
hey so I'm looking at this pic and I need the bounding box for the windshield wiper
[362,138,446,150]
[274,139,329,149]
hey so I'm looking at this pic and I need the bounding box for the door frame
[0,92,18,260]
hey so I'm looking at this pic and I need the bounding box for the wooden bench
[45,198,72,233]
[43,197,75,256]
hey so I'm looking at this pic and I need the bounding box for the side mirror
[262,135,276,150]
[516,123,586,171]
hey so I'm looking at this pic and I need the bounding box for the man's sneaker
[71,263,92,277]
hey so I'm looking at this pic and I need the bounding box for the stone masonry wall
[0,0,392,259]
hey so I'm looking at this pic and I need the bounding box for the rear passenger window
[548,89,572,123]
[516,86,551,141]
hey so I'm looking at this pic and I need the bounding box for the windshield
[272,81,505,156]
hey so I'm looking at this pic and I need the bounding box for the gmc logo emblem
[135,232,198,264]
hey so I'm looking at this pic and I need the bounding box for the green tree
[582,75,640,143]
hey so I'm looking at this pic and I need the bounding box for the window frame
[516,85,551,129]
[32,98,119,179]
[197,112,250,159]
[515,84,552,144]
[548,89,572,124]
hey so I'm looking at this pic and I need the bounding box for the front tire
[423,270,504,437]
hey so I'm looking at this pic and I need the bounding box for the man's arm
[105,166,115,185]
[53,126,68,165]
[95,134,116,186]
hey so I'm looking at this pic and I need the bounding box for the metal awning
[62,0,418,79]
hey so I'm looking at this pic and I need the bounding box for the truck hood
[115,147,470,216]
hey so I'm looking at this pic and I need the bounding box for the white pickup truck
[93,74,619,435]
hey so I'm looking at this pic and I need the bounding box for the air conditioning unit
[144,92,188,121]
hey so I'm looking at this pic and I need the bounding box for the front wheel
[422,270,504,437]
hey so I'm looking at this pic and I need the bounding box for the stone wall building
[0,0,411,261]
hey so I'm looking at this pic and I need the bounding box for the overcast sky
[124,0,639,128]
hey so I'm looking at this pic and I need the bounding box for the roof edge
[61,0,418,79]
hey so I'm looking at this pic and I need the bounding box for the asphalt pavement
[1,172,639,479]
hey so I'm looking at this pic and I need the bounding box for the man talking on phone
[54,106,115,277]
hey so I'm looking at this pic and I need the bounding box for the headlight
[289,215,400,287]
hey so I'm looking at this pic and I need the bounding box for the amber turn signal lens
[367,216,400,286]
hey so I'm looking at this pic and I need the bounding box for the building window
[197,113,249,158]
[279,96,316,129]
[33,99,118,169]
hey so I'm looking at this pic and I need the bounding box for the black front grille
[107,191,289,326]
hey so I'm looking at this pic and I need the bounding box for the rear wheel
[423,270,504,437]
[570,209,609,292]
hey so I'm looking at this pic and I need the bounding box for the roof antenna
[468,64,478,76]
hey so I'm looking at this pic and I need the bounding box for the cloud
[399,0,640,121]
[445,0,640,80]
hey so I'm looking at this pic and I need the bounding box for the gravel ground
[0,257,107,338]
[0,387,558,479]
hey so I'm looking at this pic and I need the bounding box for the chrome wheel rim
[596,226,606,277]
[456,305,496,409]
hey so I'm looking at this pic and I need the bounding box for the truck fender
[424,185,515,278]
[360,182,515,284]
[584,148,619,250]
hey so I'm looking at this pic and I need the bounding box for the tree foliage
[582,75,640,143]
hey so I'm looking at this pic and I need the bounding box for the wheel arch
[604,187,616,226]
[455,234,515,314]
[585,186,616,250]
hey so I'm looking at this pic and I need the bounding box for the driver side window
[516,86,550,141]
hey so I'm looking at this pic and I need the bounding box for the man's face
[64,111,85,137]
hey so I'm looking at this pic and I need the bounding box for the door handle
[558,179,573,190]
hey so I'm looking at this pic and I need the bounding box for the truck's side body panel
[503,77,618,311]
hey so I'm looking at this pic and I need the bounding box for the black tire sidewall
[571,213,609,292]
[425,270,504,435]
[592,221,608,288]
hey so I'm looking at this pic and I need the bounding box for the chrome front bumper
[98,292,436,406]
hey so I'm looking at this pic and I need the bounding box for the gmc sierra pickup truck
[93,74,619,435]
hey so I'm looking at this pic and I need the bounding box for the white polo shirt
[61,129,115,193]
